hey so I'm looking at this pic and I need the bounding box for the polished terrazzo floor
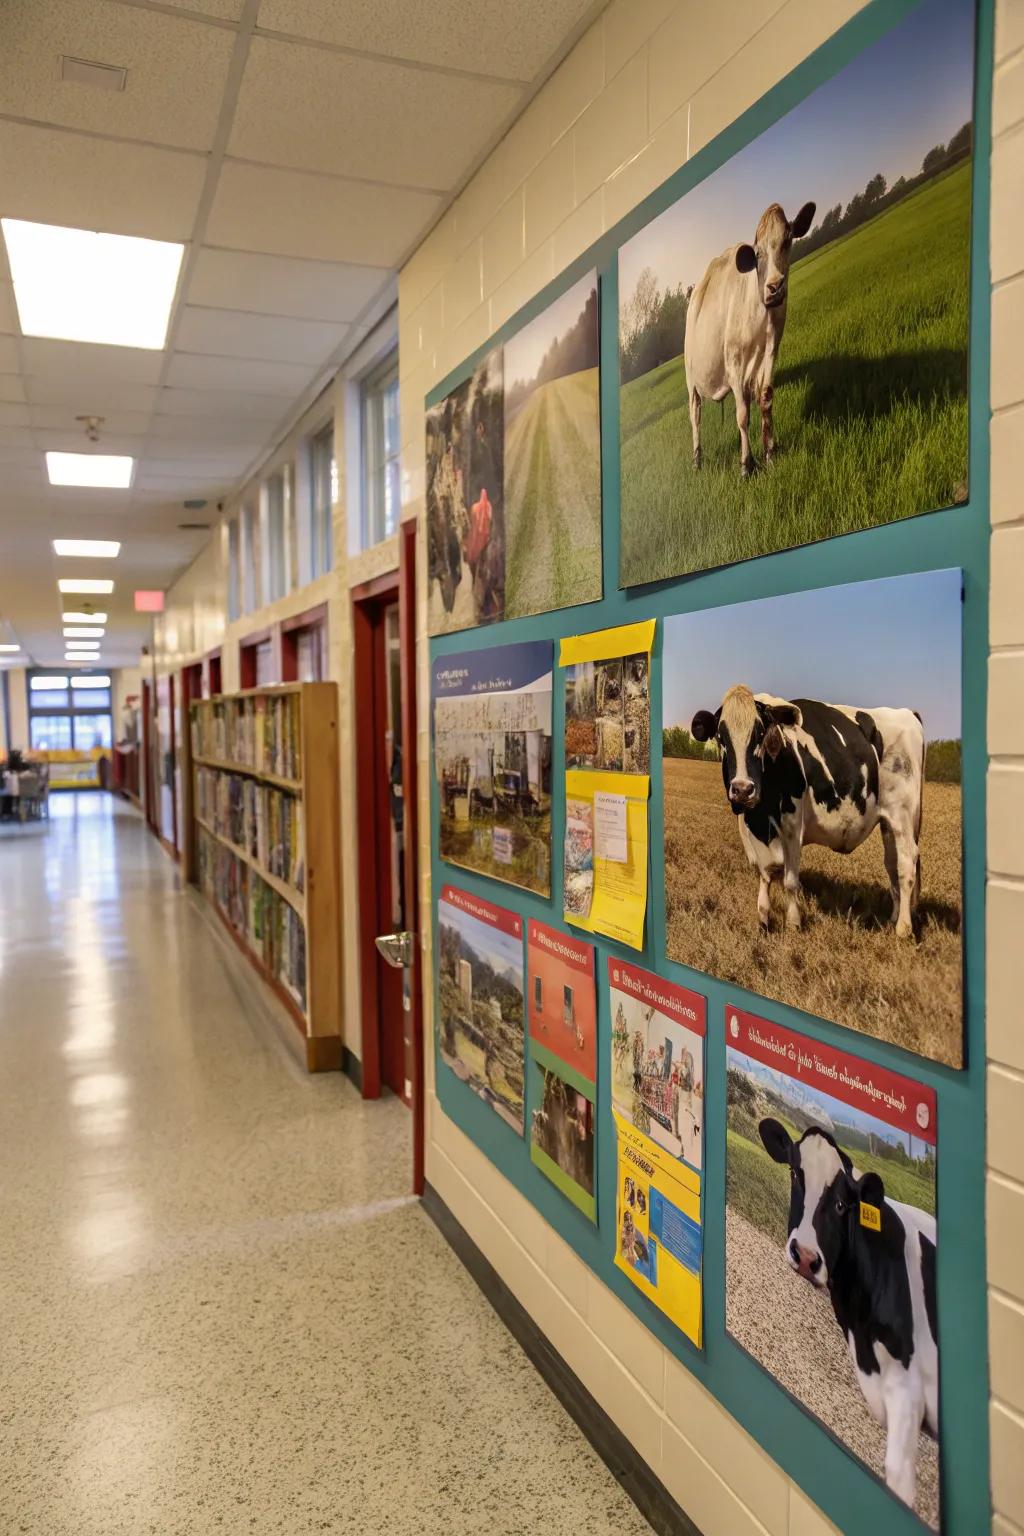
[1,795,653,1535]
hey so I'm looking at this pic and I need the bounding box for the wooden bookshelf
[185,683,342,1072]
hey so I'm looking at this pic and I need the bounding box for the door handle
[375,930,414,969]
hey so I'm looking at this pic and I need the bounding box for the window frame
[360,351,400,549]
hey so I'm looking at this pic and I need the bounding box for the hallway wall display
[528,919,597,1220]
[662,569,964,1068]
[427,273,602,637]
[617,0,974,589]
[437,885,525,1134]
[432,641,552,896]
[610,960,705,1345]
[560,621,654,950]
[725,1007,940,1528]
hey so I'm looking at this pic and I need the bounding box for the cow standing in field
[684,200,816,477]
[690,685,924,936]
[758,1118,938,1509]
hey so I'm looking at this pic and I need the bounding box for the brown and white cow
[684,200,815,477]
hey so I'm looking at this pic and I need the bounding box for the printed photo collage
[429,0,974,1525]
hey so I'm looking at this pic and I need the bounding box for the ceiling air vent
[179,522,211,531]
[60,56,127,92]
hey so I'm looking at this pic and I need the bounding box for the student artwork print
[618,0,974,587]
[527,919,597,1090]
[725,1008,939,1528]
[504,269,602,620]
[436,886,525,1134]
[530,1063,596,1222]
[427,349,504,633]
[432,641,552,896]
[662,569,963,1067]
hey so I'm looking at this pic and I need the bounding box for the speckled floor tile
[0,797,654,1535]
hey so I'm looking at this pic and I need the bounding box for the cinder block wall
[987,6,1024,1532]
[398,1,1015,1531]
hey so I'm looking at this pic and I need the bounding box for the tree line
[619,121,972,386]
[506,286,599,417]
[663,729,960,783]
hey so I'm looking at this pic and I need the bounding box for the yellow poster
[614,1112,703,1347]
[561,621,655,951]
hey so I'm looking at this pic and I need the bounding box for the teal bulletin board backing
[427,2,993,1530]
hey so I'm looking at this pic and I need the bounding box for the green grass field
[619,163,971,585]
[505,369,603,618]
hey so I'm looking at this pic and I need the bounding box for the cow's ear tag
[859,1201,881,1231]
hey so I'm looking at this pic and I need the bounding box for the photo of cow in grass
[618,0,974,586]
[662,571,963,1067]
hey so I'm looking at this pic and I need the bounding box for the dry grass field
[664,758,962,1065]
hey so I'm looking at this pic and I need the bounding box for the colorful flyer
[563,797,594,919]
[560,621,655,949]
[615,1118,702,1347]
[531,1062,596,1222]
[432,640,552,897]
[436,886,525,1134]
[527,918,596,1092]
[725,1007,940,1529]
[609,959,706,1172]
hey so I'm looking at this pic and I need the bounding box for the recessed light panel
[2,219,184,349]
[62,611,108,624]
[53,539,121,558]
[66,641,100,651]
[63,627,105,639]
[0,643,20,653]
[46,453,133,489]
[58,579,114,594]
[71,674,111,688]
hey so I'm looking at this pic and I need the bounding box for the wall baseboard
[341,1046,363,1093]
[421,1182,702,1536]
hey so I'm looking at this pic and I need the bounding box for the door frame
[352,531,423,1189]
[141,678,157,834]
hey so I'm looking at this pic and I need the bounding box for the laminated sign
[527,919,597,1222]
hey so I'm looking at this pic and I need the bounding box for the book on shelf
[197,825,308,1012]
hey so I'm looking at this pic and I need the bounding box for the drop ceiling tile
[0,425,34,448]
[33,427,146,455]
[0,402,31,428]
[142,452,253,473]
[135,472,233,494]
[0,121,206,242]
[149,413,266,444]
[0,0,235,151]
[0,337,20,372]
[187,248,391,322]
[25,380,160,413]
[165,351,316,394]
[157,0,246,18]
[256,0,596,82]
[206,162,442,265]
[0,376,26,405]
[21,339,165,387]
[230,36,519,189]
[29,404,155,435]
[174,306,350,365]
[0,283,15,334]
[157,386,290,421]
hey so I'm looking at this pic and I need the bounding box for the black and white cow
[758,1119,938,1508]
[690,685,924,935]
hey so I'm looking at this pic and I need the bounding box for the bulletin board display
[427,2,991,1532]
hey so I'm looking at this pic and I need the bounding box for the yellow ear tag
[859,1201,881,1231]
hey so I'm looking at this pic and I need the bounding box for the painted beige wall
[986,6,1024,1531]
[6,666,28,752]
[397,0,1014,1531]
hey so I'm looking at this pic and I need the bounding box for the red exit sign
[134,590,165,613]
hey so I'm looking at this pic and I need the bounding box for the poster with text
[433,641,552,896]
[618,0,974,588]
[662,569,963,1067]
[615,1117,702,1346]
[437,885,525,1133]
[527,919,596,1091]
[609,960,705,1172]
[530,1061,596,1222]
[504,270,602,620]
[726,1008,939,1527]
[427,348,504,633]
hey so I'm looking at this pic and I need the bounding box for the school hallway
[0,794,651,1536]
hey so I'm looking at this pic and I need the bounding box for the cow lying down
[759,1118,938,1508]
[691,686,924,936]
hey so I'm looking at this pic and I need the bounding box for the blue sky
[663,570,962,740]
[504,269,597,391]
[619,0,975,303]
[442,903,523,983]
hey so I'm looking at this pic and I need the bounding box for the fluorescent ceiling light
[58,578,114,594]
[62,611,107,624]
[71,674,110,688]
[0,643,20,653]
[46,453,133,489]
[65,655,95,664]
[66,643,101,653]
[64,626,105,639]
[53,539,121,558]
[32,675,68,689]
[1,218,184,349]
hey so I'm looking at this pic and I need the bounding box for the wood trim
[421,1183,703,1536]
[352,594,382,1100]
[301,681,342,1042]
[306,1035,343,1073]
[281,601,329,634]
[351,570,399,604]
[399,517,424,1194]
